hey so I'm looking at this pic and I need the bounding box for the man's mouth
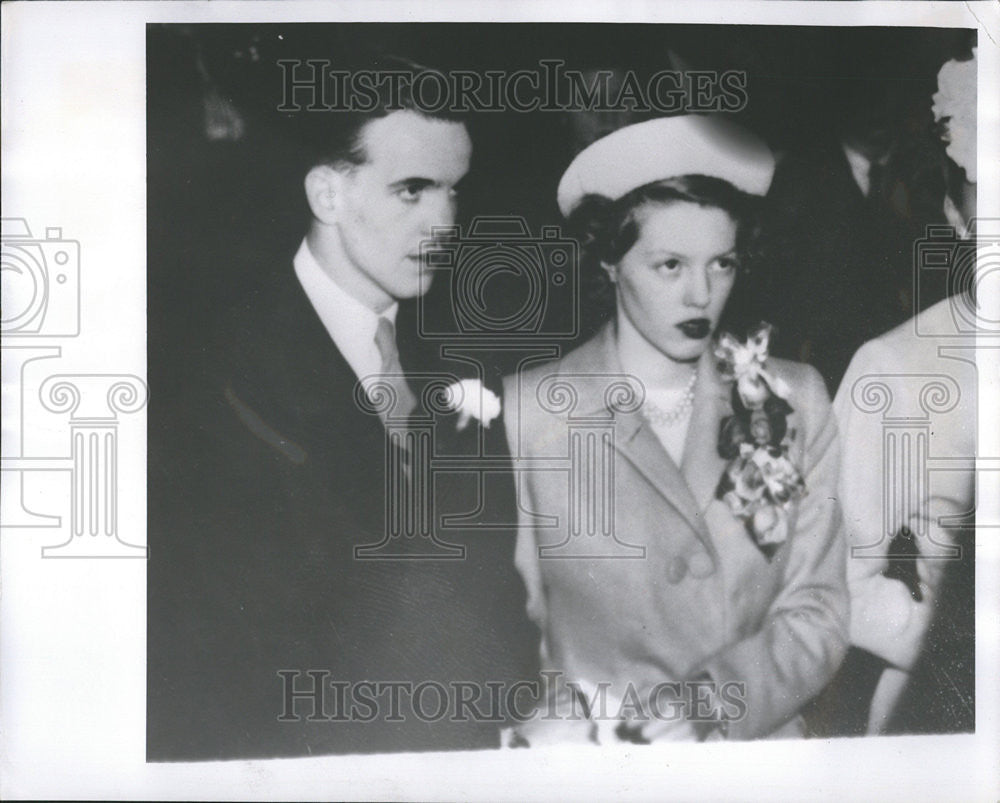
[676,318,711,339]
[410,247,452,270]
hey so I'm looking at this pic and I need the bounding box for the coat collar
[556,321,732,535]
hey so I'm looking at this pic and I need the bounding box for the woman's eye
[713,256,739,273]
[659,258,682,272]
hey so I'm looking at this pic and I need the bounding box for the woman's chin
[661,340,710,363]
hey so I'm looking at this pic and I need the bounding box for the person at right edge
[810,48,978,737]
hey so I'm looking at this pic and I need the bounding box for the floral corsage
[713,324,806,558]
[932,47,976,183]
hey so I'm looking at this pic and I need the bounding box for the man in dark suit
[761,82,950,394]
[147,60,539,761]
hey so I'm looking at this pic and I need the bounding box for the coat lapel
[612,409,705,534]
[680,349,733,513]
[563,323,731,537]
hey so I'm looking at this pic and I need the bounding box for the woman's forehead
[632,201,738,251]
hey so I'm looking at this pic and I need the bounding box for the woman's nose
[683,266,711,307]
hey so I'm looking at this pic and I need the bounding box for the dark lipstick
[676,318,711,339]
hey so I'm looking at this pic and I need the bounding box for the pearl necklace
[641,369,697,426]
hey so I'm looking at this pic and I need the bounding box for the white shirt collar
[842,142,888,198]
[293,238,398,384]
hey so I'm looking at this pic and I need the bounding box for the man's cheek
[345,205,371,234]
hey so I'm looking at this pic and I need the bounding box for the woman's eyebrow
[638,247,739,261]
[640,248,684,259]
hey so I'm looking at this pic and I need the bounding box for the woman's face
[611,200,739,363]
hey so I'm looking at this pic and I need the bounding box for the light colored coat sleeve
[833,340,971,671]
[693,364,850,739]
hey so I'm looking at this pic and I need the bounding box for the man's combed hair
[289,54,468,171]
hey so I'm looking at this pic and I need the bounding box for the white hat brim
[557,114,775,217]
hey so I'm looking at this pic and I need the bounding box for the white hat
[557,114,775,217]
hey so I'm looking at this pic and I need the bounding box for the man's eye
[397,185,424,202]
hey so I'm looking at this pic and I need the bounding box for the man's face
[333,110,471,308]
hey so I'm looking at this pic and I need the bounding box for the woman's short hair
[566,174,764,331]
[568,174,761,269]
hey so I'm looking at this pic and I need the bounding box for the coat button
[688,551,715,578]
[666,555,688,584]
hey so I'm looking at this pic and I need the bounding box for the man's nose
[683,266,711,307]
[418,191,457,237]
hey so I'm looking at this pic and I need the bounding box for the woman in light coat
[504,115,848,743]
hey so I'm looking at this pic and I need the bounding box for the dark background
[148,23,974,394]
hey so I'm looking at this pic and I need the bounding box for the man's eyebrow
[387,177,438,190]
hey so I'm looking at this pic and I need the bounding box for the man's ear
[304,165,345,224]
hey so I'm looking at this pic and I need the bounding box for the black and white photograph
[2,2,998,801]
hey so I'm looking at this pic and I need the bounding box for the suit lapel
[228,265,387,461]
